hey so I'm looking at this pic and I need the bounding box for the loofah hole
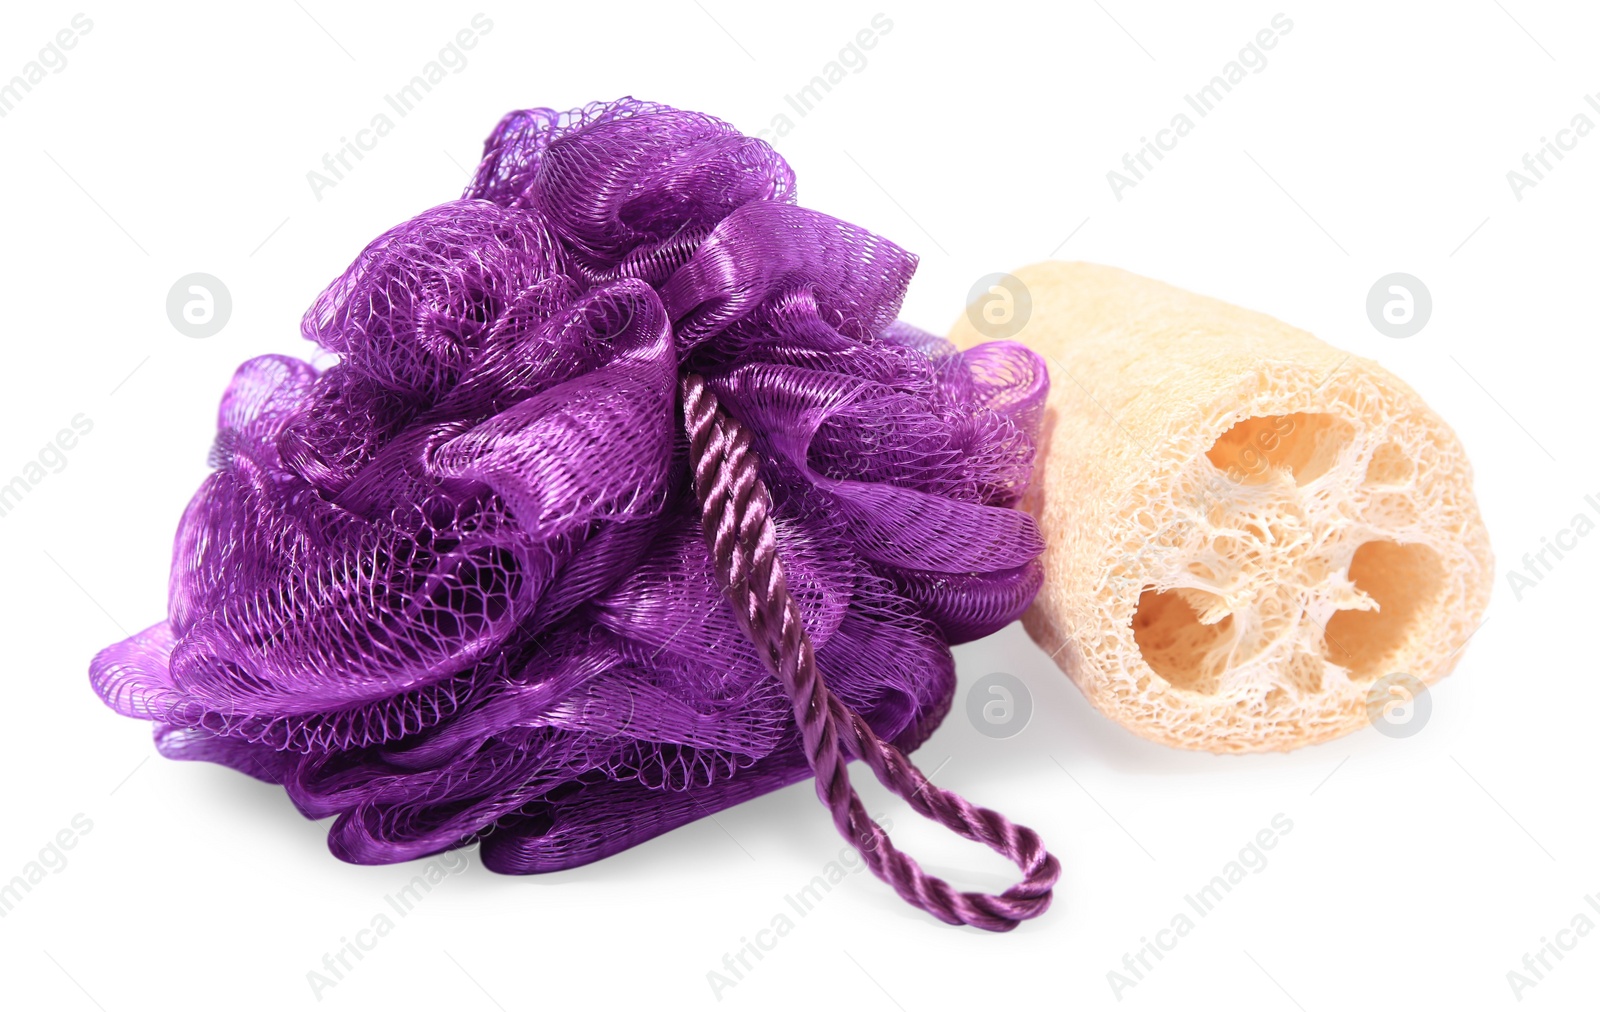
[1323,540,1445,681]
[1131,588,1232,695]
[1205,412,1353,486]
[1365,439,1415,487]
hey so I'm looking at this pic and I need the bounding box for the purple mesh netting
[89,98,1050,889]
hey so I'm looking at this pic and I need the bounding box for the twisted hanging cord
[681,373,1060,931]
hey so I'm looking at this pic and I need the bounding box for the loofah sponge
[949,262,1493,753]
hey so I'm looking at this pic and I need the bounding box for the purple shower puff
[88,98,1049,873]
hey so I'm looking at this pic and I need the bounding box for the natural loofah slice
[948,262,1493,753]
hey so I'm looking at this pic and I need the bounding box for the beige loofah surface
[949,262,1493,753]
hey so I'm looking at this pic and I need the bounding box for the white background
[0,2,1595,1009]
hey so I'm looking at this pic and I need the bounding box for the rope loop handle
[681,373,1060,931]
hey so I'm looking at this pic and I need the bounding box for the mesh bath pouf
[90,99,1058,930]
